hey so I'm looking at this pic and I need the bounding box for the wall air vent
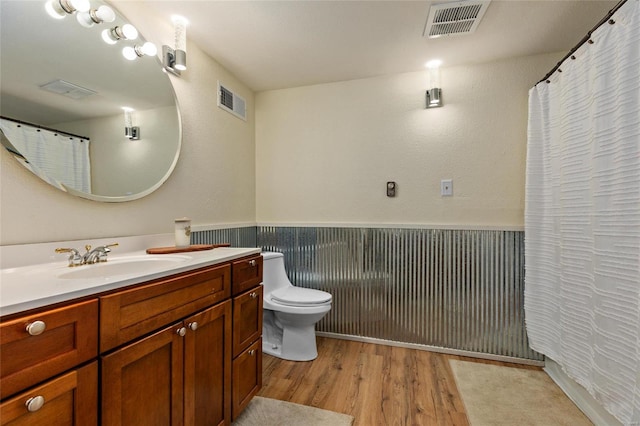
[217,81,246,121]
[423,0,491,38]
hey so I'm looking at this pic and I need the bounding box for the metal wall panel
[257,226,542,361]
[192,227,257,248]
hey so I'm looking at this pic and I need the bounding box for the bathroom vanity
[0,244,263,425]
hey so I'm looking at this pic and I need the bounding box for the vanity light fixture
[163,15,188,76]
[425,59,443,109]
[122,42,158,61]
[102,24,138,45]
[45,0,90,19]
[122,107,140,140]
[76,4,116,28]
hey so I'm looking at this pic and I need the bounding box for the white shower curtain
[0,118,91,193]
[525,1,640,424]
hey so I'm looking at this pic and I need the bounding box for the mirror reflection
[0,0,181,202]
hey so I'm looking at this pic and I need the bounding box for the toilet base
[262,309,324,361]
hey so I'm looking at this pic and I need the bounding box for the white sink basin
[57,255,191,280]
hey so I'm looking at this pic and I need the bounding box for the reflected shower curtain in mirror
[0,119,91,193]
[525,1,639,424]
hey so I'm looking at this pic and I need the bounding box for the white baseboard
[544,359,623,426]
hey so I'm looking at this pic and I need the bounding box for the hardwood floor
[259,336,542,426]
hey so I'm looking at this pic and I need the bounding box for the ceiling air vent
[423,0,491,38]
[39,79,96,100]
[218,81,246,121]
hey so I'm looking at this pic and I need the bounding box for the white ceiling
[144,0,618,92]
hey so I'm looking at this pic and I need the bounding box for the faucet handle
[55,247,83,267]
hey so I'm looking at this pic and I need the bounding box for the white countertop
[0,240,260,316]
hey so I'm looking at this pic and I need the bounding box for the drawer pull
[25,396,45,412]
[248,349,256,356]
[249,259,256,267]
[176,327,187,337]
[188,322,198,331]
[250,292,258,299]
[25,321,46,336]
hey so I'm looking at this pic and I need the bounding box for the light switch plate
[441,179,453,196]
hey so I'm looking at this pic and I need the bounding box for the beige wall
[255,53,562,228]
[0,2,255,245]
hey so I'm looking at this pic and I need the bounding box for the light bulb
[101,29,117,44]
[141,42,157,57]
[122,46,137,61]
[69,0,90,13]
[121,24,138,40]
[45,0,66,19]
[76,11,94,27]
[95,5,115,23]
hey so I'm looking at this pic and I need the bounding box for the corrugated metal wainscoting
[191,227,257,247]
[257,226,543,362]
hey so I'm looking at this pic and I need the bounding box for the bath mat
[449,359,593,426]
[232,396,354,426]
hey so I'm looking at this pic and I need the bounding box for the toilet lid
[270,286,332,306]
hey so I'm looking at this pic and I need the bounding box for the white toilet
[261,251,332,361]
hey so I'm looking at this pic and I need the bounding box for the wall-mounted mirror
[0,0,181,202]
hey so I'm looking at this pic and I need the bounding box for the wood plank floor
[259,336,542,426]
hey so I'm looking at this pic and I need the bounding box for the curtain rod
[537,0,628,85]
[0,115,90,141]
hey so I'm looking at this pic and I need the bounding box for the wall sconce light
[163,15,188,76]
[122,42,158,61]
[122,107,139,140]
[425,60,443,109]
[101,24,138,45]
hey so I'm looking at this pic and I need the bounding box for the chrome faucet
[55,243,119,267]
[83,243,119,264]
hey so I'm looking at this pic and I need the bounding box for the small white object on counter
[174,217,191,247]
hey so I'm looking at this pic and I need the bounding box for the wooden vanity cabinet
[231,255,263,420]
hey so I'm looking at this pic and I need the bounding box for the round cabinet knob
[249,260,256,267]
[188,322,198,331]
[25,321,46,336]
[176,327,187,337]
[25,395,45,412]
[248,349,256,356]
[250,292,258,299]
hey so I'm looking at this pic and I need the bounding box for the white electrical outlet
[441,179,453,196]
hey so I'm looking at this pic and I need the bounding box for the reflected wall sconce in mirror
[122,107,139,140]
[425,59,443,109]
[163,15,188,76]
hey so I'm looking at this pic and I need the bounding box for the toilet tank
[261,252,293,293]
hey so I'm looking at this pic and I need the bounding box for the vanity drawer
[0,299,98,400]
[232,338,262,420]
[232,286,263,358]
[0,361,98,425]
[232,255,263,296]
[100,263,231,352]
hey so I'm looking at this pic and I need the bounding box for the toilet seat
[270,286,332,307]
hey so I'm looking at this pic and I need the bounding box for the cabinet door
[231,255,263,296]
[183,301,232,426]
[232,286,263,358]
[0,361,97,426]
[231,338,262,420]
[101,324,184,426]
[0,299,98,399]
